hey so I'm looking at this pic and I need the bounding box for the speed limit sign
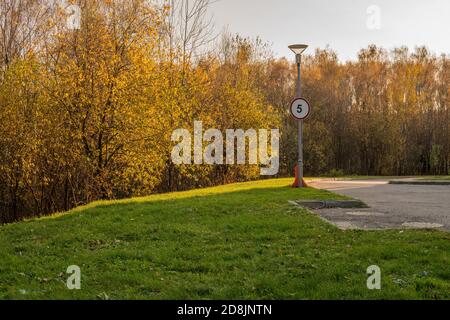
[290,98,311,120]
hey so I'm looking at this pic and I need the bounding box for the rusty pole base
[292,165,308,188]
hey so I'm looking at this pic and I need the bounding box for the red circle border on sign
[290,97,311,120]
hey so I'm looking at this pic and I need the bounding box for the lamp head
[289,44,308,55]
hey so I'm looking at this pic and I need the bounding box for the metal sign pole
[289,44,309,188]
[296,54,304,187]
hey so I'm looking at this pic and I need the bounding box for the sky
[209,0,450,61]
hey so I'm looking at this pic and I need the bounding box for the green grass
[419,176,450,181]
[0,178,449,300]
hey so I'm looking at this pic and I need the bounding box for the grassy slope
[0,178,449,300]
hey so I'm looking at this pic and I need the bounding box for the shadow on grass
[26,179,349,224]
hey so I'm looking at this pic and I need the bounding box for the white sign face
[290,98,311,120]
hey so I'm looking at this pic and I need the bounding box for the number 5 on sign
[290,98,311,120]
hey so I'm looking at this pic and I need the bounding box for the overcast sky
[209,0,450,61]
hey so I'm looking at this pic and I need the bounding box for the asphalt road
[308,179,450,231]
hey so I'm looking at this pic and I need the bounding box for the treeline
[0,0,448,223]
[292,46,449,177]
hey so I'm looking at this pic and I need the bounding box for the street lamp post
[289,44,308,188]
